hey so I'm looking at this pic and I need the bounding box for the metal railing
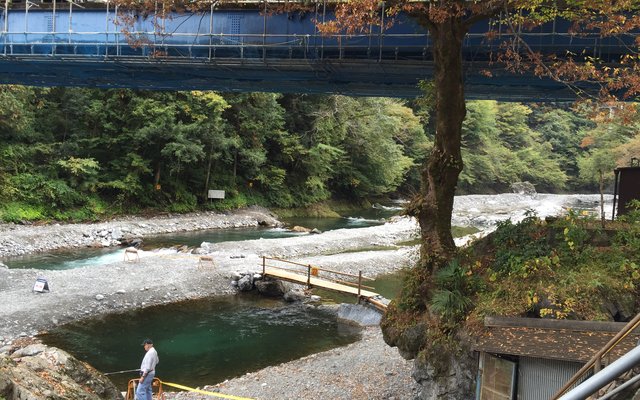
[552,312,640,399]
[0,4,629,63]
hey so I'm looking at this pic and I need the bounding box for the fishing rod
[104,368,140,376]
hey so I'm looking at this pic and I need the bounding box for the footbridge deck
[260,256,387,311]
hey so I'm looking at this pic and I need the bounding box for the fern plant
[430,259,480,323]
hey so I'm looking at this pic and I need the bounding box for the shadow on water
[38,294,361,391]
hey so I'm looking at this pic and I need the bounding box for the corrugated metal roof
[472,317,640,363]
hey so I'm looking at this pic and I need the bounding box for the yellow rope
[160,381,254,400]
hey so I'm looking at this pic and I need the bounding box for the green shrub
[554,210,590,257]
[492,211,551,277]
[0,202,46,222]
[204,191,267,211]
[168,189,197,213]
[10,174,82,208]
[471,210,640,321]
[430,259,482,324]
[614,200,640,252]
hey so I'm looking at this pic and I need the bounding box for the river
[1,193,611,271]
[39,294,361,389]
[28,193,612,391]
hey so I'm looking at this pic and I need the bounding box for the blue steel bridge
[0,0,635,100]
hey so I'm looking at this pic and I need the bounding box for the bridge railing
[0,30,435,61]
[0,8,631,63]
[261,256,375,297]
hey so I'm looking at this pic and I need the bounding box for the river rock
[511,181,536,195]
[111,228,123,240]
[10,344,46,358]
[255,279,285,297]
[237,274,254,291]
[121,236,143,248]
[192,247,205,254]
[283,290,306,303]
[290,226,311,233]
[0,344,122,399]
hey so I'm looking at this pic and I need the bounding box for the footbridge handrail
[551,312,640,399]
[261,255,375,294]
[260,256,385,308]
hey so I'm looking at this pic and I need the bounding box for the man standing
[136,339,159,400]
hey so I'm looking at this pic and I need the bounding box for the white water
[452,193,612,229]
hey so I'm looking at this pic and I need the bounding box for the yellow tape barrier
[160,381,254,400]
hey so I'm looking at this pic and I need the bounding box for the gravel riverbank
[0,209,421,399]
[0,206,281,257]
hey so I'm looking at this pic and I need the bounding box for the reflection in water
[39,294,361,390]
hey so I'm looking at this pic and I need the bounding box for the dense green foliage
[384,207,640,343]
[416,205,640,325]
[0,85,638,222]
[0,87,428,221]
[469,211,640,321]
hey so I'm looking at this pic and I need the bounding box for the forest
[0,84,638,222]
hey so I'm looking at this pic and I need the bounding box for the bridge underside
[0,6,623,100]
[0,56,580,100]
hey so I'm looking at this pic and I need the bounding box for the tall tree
[530,104,593,189]
[458,101,568,193]
[317,0,640,269]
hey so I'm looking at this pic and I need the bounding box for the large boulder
[290,226,312,233]
[1,341,122,399]
[383,320,428,360]
[255,279,286,297]
[381,307,477,399]
[511,181,536,195]
[237,274,254,292]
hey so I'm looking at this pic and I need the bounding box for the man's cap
[141,338,153,345]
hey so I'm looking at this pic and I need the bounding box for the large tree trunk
[409,19,467,269]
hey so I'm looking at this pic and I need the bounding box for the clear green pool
[39,294,361,391]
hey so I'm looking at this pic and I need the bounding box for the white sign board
[33,278,50,293]
[208,190,226,199]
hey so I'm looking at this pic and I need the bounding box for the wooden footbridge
[260,256,387,311]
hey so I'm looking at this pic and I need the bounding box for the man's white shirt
[140,347,159,373]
